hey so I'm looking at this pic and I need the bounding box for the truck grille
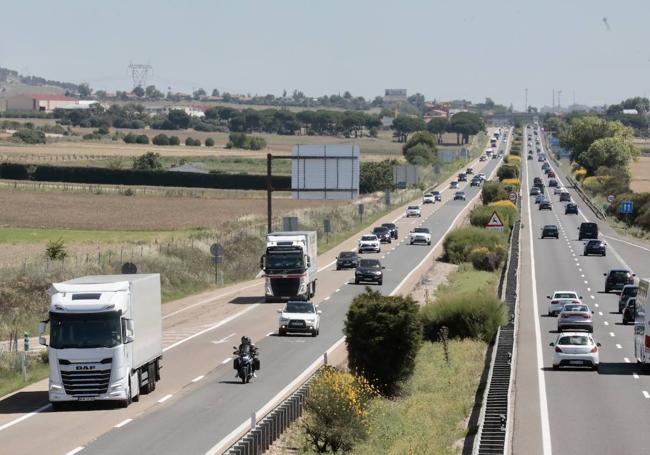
[271,278,300,297]
[61,369,111,396]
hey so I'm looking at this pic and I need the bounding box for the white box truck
[261,231,317,302]
[39,274,162,410]
[634,278,650,370]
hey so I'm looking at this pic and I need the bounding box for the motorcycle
[233,346,259,383]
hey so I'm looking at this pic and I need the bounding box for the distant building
[381,116,394,129]
[623,109,639,115]
[383,89,407,105]
[5,93,77,112]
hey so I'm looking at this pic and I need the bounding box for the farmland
[630,155,650,193]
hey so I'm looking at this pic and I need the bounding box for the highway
[0,133,506,455]
[513,127,650,454]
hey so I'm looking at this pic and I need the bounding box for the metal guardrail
[566,176,608,221]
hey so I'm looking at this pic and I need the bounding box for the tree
[402,131,438,165]
[145,85,163,99]
[559,116,632,171]
[426,117,448,143]
[392,115,425,143]
[344,288,422,396]
[152,134,170,145]
[359,160,396,193]
[132,152,162,170]
[132,86,145,98]
[167,109,191,129]
[193,88,206,99]
[577,136,639,175]
[13,129,46,144]
[205,137,215,147]
[78,83,92,98]
[448,112,485,144]
[211,88,220,97]
[169,135,180,146]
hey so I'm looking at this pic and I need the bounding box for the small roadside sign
[619,201,634,214]
[485,211,505,231]
[508,192,517,203]
[607,194,615,203]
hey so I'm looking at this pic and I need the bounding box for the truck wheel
[279,328,286,336]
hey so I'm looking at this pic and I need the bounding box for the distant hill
[0,66,80,93]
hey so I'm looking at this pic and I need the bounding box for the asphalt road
[513,127,650,455]
[0,133,507,455]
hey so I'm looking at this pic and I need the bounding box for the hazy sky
[2,0,649,109]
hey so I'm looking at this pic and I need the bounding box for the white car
[554,186,565,195]
[358,234,381,253]
[423,193,435,204]
[477,173,487,181]
[409,227,432,245]
[277,300,321,336]
[450,181,459,189]
[551,332,600,371]
[406,205,422,217]
[546,290,583,316]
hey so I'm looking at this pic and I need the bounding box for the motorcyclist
[236,336,258,378]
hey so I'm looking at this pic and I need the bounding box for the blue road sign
[619,201,633,214]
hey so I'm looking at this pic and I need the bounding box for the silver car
[557,303,593,333]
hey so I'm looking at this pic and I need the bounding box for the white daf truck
[39,274,162,410]
[261,231,318,302]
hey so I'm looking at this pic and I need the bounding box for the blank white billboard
[291,144,360,200]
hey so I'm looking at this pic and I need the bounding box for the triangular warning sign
[485,211,504,228]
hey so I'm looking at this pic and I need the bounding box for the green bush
[344,288,422,396]
[152,134,170,146]
[443,227,507,265]
[169,135,180,146]
[205,137,215,147]
[468,245,507,271]
[12,129,46,144]
[132,152,163,170]
[420,292,507,342]
[481,181,508,205]
[226,132,266,150]
[123,133,148,144]
[185,137,200,146]
[248,135,266,150]
[497,164,519,180]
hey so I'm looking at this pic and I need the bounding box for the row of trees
[393,112,484,145]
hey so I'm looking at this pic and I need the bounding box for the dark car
[372,226,392,244]
[548,179,558,187]
[547,171,556,178]
[565,202,578,214]
[541,225,559,239]
[470,177,482,187]
[559,192,571,202]
[618,285,639,313]
[603,269,635,293]
[458,173,467,182]
[622,298,636,325]
[381,223,398,239]
[454,191,467,201]
[583,239,606,256]
[539,200,552,210]
[530,186,541,196]
[431,191,442,202]
[466,167,474,175]
[355,259,384,285]
[533,177,542,186]
[541,163,550,171]
[336,251,359,270]
[578,222,598,240]
[528,154,533,160]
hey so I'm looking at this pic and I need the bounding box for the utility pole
[552,89,555,113]
[557,90,563,113]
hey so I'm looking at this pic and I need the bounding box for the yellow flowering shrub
[501,178,520,187]
[574,168,587,180]
[303,366,378,452]
[488,200,517,209]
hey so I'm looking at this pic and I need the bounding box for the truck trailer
[261,231,317,302]
[39,274,162,409]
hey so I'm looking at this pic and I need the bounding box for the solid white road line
[191,375,204,383]
[0,403,51,432]
[114,418,133,428]
[602,234,650,252]
[524,155,553,455]
[221,357,232,365]
[158,394,173,404]
[65,447,85,455]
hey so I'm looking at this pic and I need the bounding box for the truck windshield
[50,311,122,349]
[266,252,304,270]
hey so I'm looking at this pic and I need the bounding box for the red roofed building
[5,93,78,112]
